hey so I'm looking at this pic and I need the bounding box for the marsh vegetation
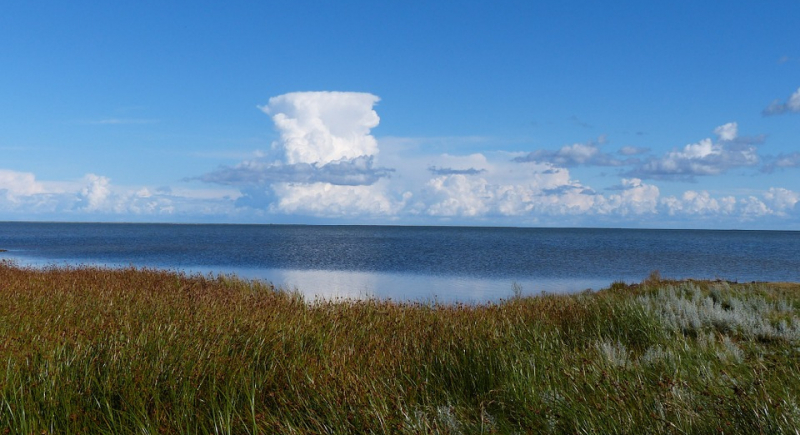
[1,262,799,433]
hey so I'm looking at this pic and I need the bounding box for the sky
[1,1,799,229]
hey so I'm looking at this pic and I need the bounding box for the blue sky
[1,1,799,229]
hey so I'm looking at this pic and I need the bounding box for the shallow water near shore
[1,222,799,302]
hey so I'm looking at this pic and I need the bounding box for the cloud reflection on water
[5,255,616,303]
[216,268,613,303]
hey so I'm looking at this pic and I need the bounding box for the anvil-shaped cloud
[198,91,404,217]
[200,92,392,188]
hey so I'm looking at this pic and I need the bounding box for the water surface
[1,222,798,302]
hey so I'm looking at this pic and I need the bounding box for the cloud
[0,169,240,219]
[628,122,761,181]
[419,159,660,219]
[428,166,486,176]
[76,174,112,211]
[260,91,381,165]
[423,174,494,217]
[761,152,800,173]
[0,169,45,200]
[271,181,409,218]
[599,178,661,216]
[660,188,799,219]
[618,146,650,156]
[194,95,678,221]
[763,87,800,116]
[661,190,736,216]
[514,136,634,167]
[713,122,738,141]
[198,155,393,186]
[188,94,795,225]
[763,187,800,214]
[197,91,399,216]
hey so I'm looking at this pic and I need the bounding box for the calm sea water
[1,222,799,302]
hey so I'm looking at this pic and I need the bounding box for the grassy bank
[1,261,800,434]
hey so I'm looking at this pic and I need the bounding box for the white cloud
[419,159,660,219]
[0,169,241,219]
[201,94,657,221]
[271,181,408,218]
[740,196,770,217]
[602,178,660,215]
[792,90,800,111]
[416,157,574,218]
[629,122,759,181]
[190,95,796,226]
[78,174,112,211]
[666,191,725,215]
[515,137,632,167]
[763,187,800,214]
[199,91,400,218]
[763,87,800,115]
[0,169,45,200]
[424,174,493,217]
[0,94,755,227]
[260,91,381,165]
[660,188,798,219]
[713,122,738,141]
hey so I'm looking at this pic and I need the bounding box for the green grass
[1,260,800,434]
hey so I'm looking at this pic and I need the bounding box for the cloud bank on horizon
[196,91,800,226]
[1,90,799,228]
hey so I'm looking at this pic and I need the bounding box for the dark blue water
[1,222,799,302]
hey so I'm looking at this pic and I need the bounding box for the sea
[1,222,799,303]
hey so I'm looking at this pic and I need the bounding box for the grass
[1,260,800,434]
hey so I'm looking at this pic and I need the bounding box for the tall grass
[1,260,799,433]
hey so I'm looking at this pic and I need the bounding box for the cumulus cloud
[260,91,381,165]
[77,174,112,211]
[424,174,494,217]
[419,159,659,220]
[0,169,45,200]
[713,122,738,141]
[514,137,634,167]
[197,91,406,217]
[661,190,735,216]
[660,187,799,219]
[606,178,661,215]
[763,187,800,214]
[0,169,239,219]
[198,95,676,221]
[763,87,800,116]
[183,95,797,226]
[628,122,761,181]
[271,181,409,218]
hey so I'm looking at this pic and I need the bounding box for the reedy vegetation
[1,262,800,434]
